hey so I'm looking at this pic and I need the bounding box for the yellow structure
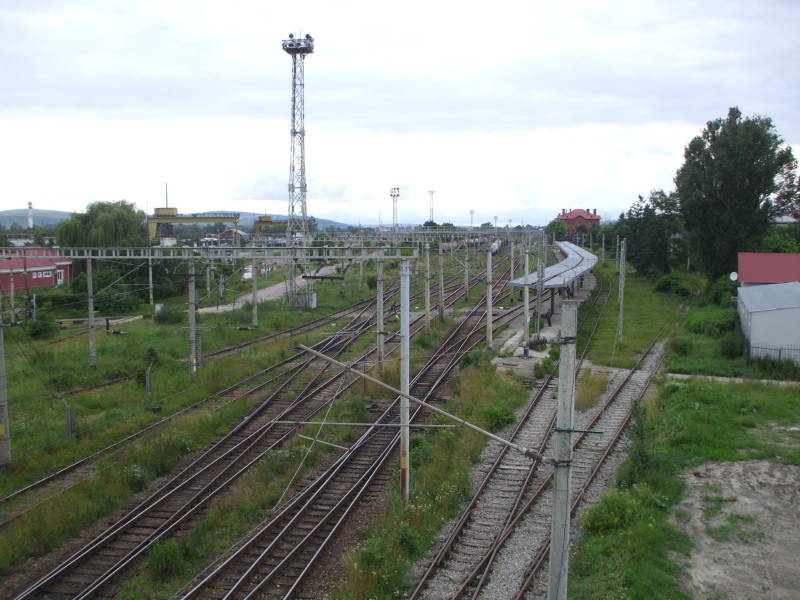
[253,215,289,239]
[147,207,240,241]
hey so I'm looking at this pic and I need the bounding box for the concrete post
[486,250,493,349]
[251,252,258,328]
[188,260,197,379]
[548,299,577,600]
[206,262,212,297]
[438,246,445,320]
[9,269,14,321]
[464,239,470,298]
[510,240,515,290]
[399,259,411,502]
[601,232,605,264]
[0,326,10,465]
[87,257,97,369]
[359,248,365,294]
[148,257,154,305]
[523,248,530,343]
[376,249,385,374]
[424,243,431,330]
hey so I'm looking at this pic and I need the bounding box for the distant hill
[0,208,73,228]
[0,208,351,231]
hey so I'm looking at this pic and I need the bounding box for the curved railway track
[9,252,511,600]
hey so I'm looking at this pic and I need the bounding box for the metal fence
[749,344,800,365]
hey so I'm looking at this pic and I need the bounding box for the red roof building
[556,208,601,238]
[0,247,73,295]
[737,252,800,286]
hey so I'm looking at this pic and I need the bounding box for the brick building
[556,209,601,238]
[0,247,73,295]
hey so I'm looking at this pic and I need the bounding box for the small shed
[737,282,800,365]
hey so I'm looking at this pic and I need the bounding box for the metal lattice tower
[428,190,435,223]
[282,32,314,303]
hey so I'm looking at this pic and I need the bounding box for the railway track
[173,259,526,600]
[8,253,506,600]
[412,318,667,600]
[0,271,475,527]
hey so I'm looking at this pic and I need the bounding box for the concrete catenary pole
[399,259,411,501]
[617,239,626,343]
[9,269,15,321]
[424,243,431,330]
[523,248,530,343]
[486,249,493,349]
[206,262,212,297]
[87,256,97,369]
[359,248,365,293]
[438,246,445,321]
[537,234,545,334]
[464,236,470,298]
[510,240,515,290]
[0,326,10,465]
[548,299,577,600]
[148,257,154,305]
[188,260,197,379]
[251,252,259,328]
[376,248,385,374]
[601,232,605,264]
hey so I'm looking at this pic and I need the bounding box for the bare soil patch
[672,459,800,599]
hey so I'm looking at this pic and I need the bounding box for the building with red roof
[556,208,601,239]
[737,252,800,287]
[0,247,73,295]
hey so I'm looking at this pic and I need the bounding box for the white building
[737,282,800,365]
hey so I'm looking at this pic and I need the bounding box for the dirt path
[198,265,338,313]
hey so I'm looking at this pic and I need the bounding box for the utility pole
[428,190,435,223]
[391,187,399,242]
[148,257,155,305]
[399,259,411,502]
[424,243,431,330]
[376,248,385,374]
[616,235,620,272]
[523,247,530,344]
[438,246,445,321]
[486,249,493,349]
[464,239,470,298]
[358,248,365,294]
[188,260,197,379]
[537,234,545,334]
[206,262,212,297]
[601,232,605,264]
[548,299,577,600]
[0,325,10,465]
[9,270,15,321]
[251,251,259,328]
[617,239,626,343]
[87,256,97,369]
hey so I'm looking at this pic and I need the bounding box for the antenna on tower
[282,31,315,305]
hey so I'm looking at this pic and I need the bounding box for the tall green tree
[676,107,799,279]
[545,218,567,239]
[57,201,146,247]
[622,190,685,274]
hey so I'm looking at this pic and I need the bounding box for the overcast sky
[1,0,798,226]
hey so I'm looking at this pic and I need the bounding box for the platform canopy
[508,241,597,289]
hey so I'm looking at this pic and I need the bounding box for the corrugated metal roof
[738,252,800,284]
[509,242,597,288]
[738,282,800,313]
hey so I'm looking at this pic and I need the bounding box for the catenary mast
[282,32,314,304]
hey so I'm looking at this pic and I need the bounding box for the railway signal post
[400,259,411,501]
[549,299,577,600]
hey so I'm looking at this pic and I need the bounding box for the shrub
[154,308,183,325]
[708,275,738,306]
[749,355,800,381]
[719,331,744,358]
[366,274,377,290]
[25,313,58,339]
[669,335,694,356]
[686,308,736,337]
[482,403,515,432]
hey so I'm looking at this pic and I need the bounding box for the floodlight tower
[282,32,314,303]
[428,190,435,223]
[391,187,399,239]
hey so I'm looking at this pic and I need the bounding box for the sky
[1,0,798,227]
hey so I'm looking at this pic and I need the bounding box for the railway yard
[0,236,798,600]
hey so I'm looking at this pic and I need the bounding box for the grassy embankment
[568,267,800,599]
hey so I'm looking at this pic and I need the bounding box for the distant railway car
[490,241,501,255]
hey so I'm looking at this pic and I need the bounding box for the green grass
[334,357,528,600]
[582,262,686,369]
[569,379,800,599]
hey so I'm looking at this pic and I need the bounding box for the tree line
[602,107,799,283]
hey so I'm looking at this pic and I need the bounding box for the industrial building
[0,247,73,294]
[737,281,800,365]
[556,208,601,238]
